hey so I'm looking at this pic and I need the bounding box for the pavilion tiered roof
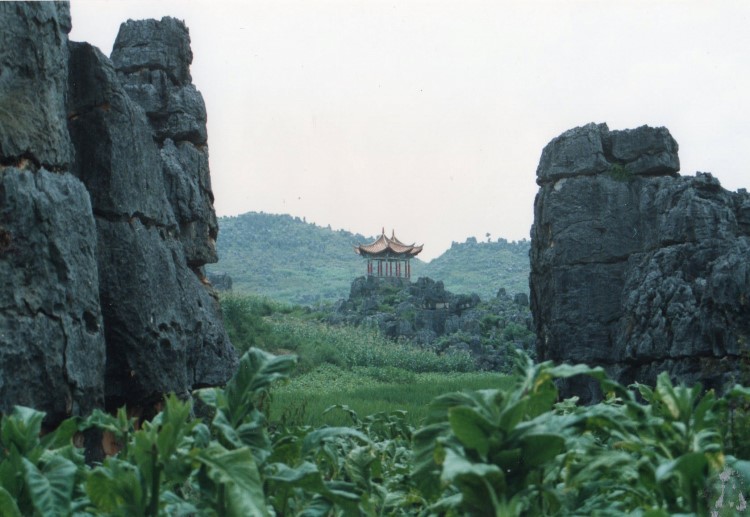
[354,229,423,258]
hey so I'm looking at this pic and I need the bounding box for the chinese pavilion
[354,229,423,278]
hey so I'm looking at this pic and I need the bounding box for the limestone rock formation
[332,276,534,370]
[530,123,750,400]
[207,271,233,292]
[1,3,236,424]
[0,2,105,424]
[67,18,236,410]
[112,17,217,267]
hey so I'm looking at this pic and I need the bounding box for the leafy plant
[1,347,748,515]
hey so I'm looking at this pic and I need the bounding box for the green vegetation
[206,212,381,305]
[206,211,530,304]
[2,348,749,515]
[222,292,513,428]
[607,163,635,182]
[421,237,530,300]
[221,293,475,375]
[269,366,513,428]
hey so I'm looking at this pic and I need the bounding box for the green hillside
[207,212,529,304]
[421,237,530,300]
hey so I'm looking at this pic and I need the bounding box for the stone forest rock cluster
[0,3,236,426]
[2,4,750,427]
[331,276,534,371]
[530,123,750,400]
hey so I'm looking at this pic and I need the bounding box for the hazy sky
[70,1,750,261]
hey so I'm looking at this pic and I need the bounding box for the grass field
[267,365,514,427]
[222,293,516,427]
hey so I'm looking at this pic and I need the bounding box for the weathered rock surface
[0,3,105,425]
[531,123,750,400]
[112,17,217,267]
[0,2,73,169]
[68,19,236,411]
[207,271,233,292]
[1,4,236,424]
[0,168,105,424]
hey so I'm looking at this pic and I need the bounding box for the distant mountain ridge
[207,211,530,304]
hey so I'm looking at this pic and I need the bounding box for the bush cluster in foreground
[1,348,749,515]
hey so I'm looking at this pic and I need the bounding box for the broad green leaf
[344,446,375,489]
[492,447,522,473]
[448,406,494,458]
[728,384,750,400]
[655,373,681,419]
[424,391,491,424]
[520,433,566,468]
[301,427,370,456]
[323,404,362,426]
[0,487,22,517]
[225,349,296,426]
[195,387,221,408]
[1,406,44,456]
[39,417,79,451]
[440,448,505,513]
[211,410,245,449]
[0,447,23,499]
[85,460,145,514]
[412,424,450,498]
[439,448,504,487]
[298,497,333,517]
[524,381,558,419]
[236,419,272,463]
[265,461,324,491]
[691,390,716,430]
[546,363,608,381]
[499,399,528,433]
[655,452,707,483]
[196,444,267,516]
[161,490,199,516]
[22,454,77,517]
[83,407,134,437]
[322,480,361,506]
[155,394,193,459]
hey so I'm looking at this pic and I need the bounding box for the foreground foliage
[1,349,749,516]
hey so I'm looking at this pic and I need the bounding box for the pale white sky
[70,1,750,261]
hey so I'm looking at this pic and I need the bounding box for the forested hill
[424,237,530,299]
[207,212,530,304]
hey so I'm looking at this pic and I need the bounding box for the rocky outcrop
[332,276,534,370]
[112,18,217,267]
[1,4,236,425]
[0,2,105,424]
[67,18,236,411]
[530,123,750,400]
[207,271,233,292]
